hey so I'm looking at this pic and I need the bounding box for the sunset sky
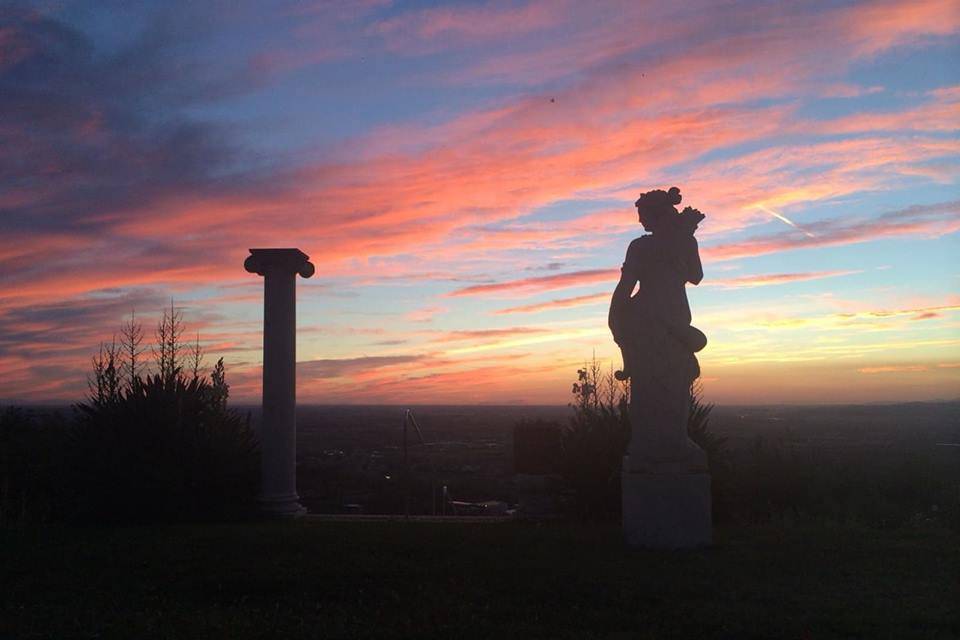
[1,0,958,405]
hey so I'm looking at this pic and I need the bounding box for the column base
[259,493,307,518]
[622,459,711,549]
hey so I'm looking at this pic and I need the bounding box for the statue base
[259,493,307,519]
[622,456,711,549]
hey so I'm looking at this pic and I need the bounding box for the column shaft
[260,267,301,514]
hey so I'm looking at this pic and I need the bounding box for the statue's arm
[685,236,703,285]
[608,272,637,342]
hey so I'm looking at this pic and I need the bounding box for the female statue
[609,187,708,472]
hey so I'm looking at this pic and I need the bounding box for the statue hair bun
[634,187,684,210]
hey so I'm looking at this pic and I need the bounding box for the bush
[70,372,258,524]
[68,305,258,523]
[2,304,263,525]
[559,362,630,520]
[559,360,727,521]
[687,382,727,469]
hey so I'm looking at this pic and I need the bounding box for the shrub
[65,305,258,523]
[71,373,258,523]
[687,382,727,469]
[560,361,630,520]
[559,359,727,521]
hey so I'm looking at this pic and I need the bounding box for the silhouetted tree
[208,357,229,410]
[120,310,146,389]
[560,359,630,521]
[88,338,121,406]
[189,332,204,380]
[70,306,258,523]
[154,300,185,382]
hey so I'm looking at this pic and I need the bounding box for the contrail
[755,204,816,238]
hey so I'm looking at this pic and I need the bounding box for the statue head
[635,187,682,233]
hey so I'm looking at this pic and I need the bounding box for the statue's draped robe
[615,234,704,470]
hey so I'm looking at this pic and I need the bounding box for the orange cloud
[858,365,929,374]
[432,326,550,343]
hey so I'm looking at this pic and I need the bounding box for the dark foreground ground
[2,521,957,639]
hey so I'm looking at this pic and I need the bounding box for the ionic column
[244,248,315,517]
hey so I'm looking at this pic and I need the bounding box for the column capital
[244,248,315,278]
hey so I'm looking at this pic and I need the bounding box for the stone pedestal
[244,248,315,518]
[622,456,711,549]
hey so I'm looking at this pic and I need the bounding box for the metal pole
[403,410,409,519]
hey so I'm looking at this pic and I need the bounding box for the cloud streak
[494,293,609,315]
[448,269,618,298]
[706,270,861,290]
[704,201,960,262]
[298,355,426,379]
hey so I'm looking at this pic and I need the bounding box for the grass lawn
[2,520,957,639]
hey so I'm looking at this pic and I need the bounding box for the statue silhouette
[609,187,708,471]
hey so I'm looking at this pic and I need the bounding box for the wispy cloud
[404,305,447,323]
[857,365,930,374]
[704,201,960,262]
[706,270,861,289]
[448,269,617,298]
[494,292,609,315]
[369,1,564,54]
[432,327,549,343]
[298,355,426,379]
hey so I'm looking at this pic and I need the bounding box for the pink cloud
[841,0,960,56]
[447,269,618,298]
[404,305,448,323]
[703,201,960,262]
[494,292,609,315]
[432,326,549,343]
[369,1,564,53]
[14,1,956,307]
[706,270,862,289]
